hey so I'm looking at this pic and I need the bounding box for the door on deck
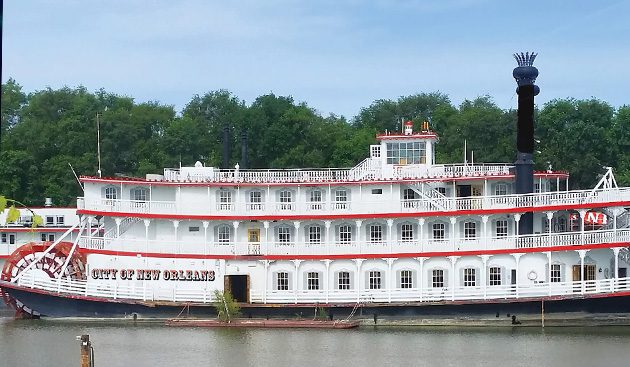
[248,228,261,255]
[572,265,596,292]
[511,269,517,292]
[619,268,628,289]
[456,185,472,210]
[224,275,250,303]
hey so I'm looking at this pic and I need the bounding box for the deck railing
[162,163,515,184]
[13,271,630,305]
[76,228,630,256]
[76,187,630,216]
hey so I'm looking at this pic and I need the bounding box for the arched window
[104,186,118,200]
[338,224,352,244]
[217,225,231,244]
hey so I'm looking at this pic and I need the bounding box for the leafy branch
[0,195,44,228]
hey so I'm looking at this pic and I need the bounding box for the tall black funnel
[513,52,539,235]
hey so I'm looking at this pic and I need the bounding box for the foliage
[1,80,629,207]
[0,195,44,228]
[213,289,241,323]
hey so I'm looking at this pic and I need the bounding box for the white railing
[162,162,513,184]
[77,187,630,217]
[76,229,630,257]
[14,271,630,305]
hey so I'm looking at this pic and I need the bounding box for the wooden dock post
[79,334,93,367]
[541,300,545,328]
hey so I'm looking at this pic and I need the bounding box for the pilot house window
[386,142,426,165]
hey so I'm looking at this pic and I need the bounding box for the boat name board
[90,268,216,282]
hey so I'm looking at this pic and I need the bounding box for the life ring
[527,270,537,280]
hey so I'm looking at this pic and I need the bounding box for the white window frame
[550,264,561,283]
[338,271,351,290]
[369,224,383,243]
[496,220,508,237]
[400,270,413,289]
[104,186,118,200]
[276,272,289,291]
[339,225,352,244]
[489,266,501,286]
[432,269,445,288]
[463,268,476,287]
[401,223,413,242]
[56,216,65,225]
[131,187,148,202]
[307,272,320,290]
[309,190,323,210]
[308,225,321,244]
[334,189,348,210]
[368,270,382,290]
[219,190,232,210]
[217,225,231,244]
[278,226,291,244]
[464,221,477,239]
[432,223,445,240]
[279,190,293,210]
[494,183,508,196]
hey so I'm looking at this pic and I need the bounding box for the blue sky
[3,0,629,118]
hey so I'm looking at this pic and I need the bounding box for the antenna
[464,140,467,165]
[68,163,85,192]
[96,113,102,178]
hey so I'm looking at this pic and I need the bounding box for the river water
[1,318,630,367]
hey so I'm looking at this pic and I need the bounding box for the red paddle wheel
[0,241,87,318]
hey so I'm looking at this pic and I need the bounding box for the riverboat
[1,119,630,318]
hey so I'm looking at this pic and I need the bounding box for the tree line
[1,79,628,206]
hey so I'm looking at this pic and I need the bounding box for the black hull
[3,283,630,319]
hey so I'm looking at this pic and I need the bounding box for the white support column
[172,220,180,242]
[263,260,269,304]
[387,219,394,253]
[202,221,209,256]
[513,253,523,298]
[577,249,587,294]
[293,221,301,247]
[449,217,457,252]
[546,211,554,236]
[354,259,364,302]
[418,218,425,248]
[324,259,331,303]
[292,259,302,304]
[263,221,270,255]
[87,216,93,243]
[613,247,621,291]
[355,220,363,253]
[417,257,426,302]
[448,256,459,301]
[481,255,490,299]
[324,221,332,256]
[546,251,552,296]
[387,257,395,303]
[114,217,122,238]
[514,214,521,237]
[481,215,489,250]
[232,221,240,254]
[143,219,150,254]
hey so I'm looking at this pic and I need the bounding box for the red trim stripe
[80,241,629,261]
[77,200,630,221]
[0,227,82,233]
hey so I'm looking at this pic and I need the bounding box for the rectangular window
[189,226,200,232]
[369,224,383,243]
[464,222,476,239]
[278,227,291,243]
[308,226,321,244]
[369,271,382,290]
[464,268,476,287]
[550,264,561,283]
[335,190,348,210]
[402,188,417,200]
[432,223,445,240]
[308,190,323,210]
[401,223,414,242]
[494,183,507,196]
[276,272,289,291]
[219,190,232,210]
[386,142,426,165]
[105,187,118,200]
[41,233,47,242]
[307,272,320,290]
[42,233,55,242]
[338,272,350,290]
[279,190,293,210]
[489,267,501,286]
[432,269,444,288]
[436,187,447,196]
[56,216,65,225]
[496,220,508,237]
[371,189,383,195]
[249,191,263,210]
[218,226,231,243]
[46,216,54,225]
[400,270,413,289]
[339,225,352,244]
[370,145,381,158]
[132,188,148,202]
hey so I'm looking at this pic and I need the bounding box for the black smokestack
[222,125,230,169]
[512,52,540,235]
[241,130,248,169]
